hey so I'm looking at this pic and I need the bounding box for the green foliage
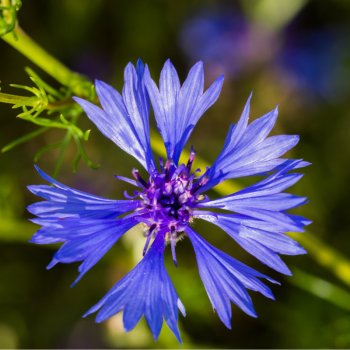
[1,0,97,175]
[0,0,21,37]
[0,61,97,175]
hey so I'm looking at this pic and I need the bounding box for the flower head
[28,59,310,342]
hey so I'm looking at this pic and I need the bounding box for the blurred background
[0,0,350,348]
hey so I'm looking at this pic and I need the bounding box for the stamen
[172,164,186,179]
[171,238,178,267]
[186,146,196,171]
[191,175,209,193]
[123,190,138,199]
[170,226,178,267]
[132,169,148,188]
[143,224,157,256]
[164,159,173,180]
[159,157,164,171]
[114,175,139,187]
[137,157,206,238]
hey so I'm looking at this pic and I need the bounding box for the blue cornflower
[28,59,310,342]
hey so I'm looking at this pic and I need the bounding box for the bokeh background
[1,0,350,348]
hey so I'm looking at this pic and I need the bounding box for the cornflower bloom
[28,59,310,342]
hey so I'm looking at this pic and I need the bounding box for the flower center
[131,149,208,265]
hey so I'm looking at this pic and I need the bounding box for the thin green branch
[2,126,47,152]
[1,25,94,98]
[72,133,99,171]
[25,66,64,99]
[0,91,40,107]
[53,131,71,177]
[33,141,62,163]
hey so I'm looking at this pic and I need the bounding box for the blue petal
[194,211,307,274]
[174,62,205,159]
[31,218,126,241]
[122,62,155,171]
[231,167,304,199]
[28,166,140,283]
[174,73,224,162]
[227,233,292,275]
[200,160,309,234]
[144,60,224,163]
[201,96,309,191]
[32,216,136,284]
[28,166,139,219]
[204,192,307,212]
[84,233,185,342]
[59,219,136,285]
[186,227,275,328]
[143,60,180,158]
[159,60,181,136]
[219,92,252,152]
[74,61,155,171]
[233,207,305,232]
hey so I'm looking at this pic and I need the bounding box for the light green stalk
[2,26,93,98]
[290,268,350,311]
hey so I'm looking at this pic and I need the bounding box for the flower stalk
[2,25,94,98]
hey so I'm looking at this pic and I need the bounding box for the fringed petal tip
[46,258,58,270]
[32,164,54,184]
[201,95,309,192]
[186,227,276,328]
[196,210,308,276]
[75,72,155,171]
[82,234,184,343]
[144,59,224,163]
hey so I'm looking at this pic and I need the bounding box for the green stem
[0,91,78,113]
[1,25,93,98]
[2,126,48,153]
[290,267,350,311]
[289,232,350,287]
[0,91,38,106]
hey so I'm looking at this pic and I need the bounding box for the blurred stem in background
[290,268,350,312]
[0,0,349,318]
[241,0,308,31]
[289,232,350,287]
